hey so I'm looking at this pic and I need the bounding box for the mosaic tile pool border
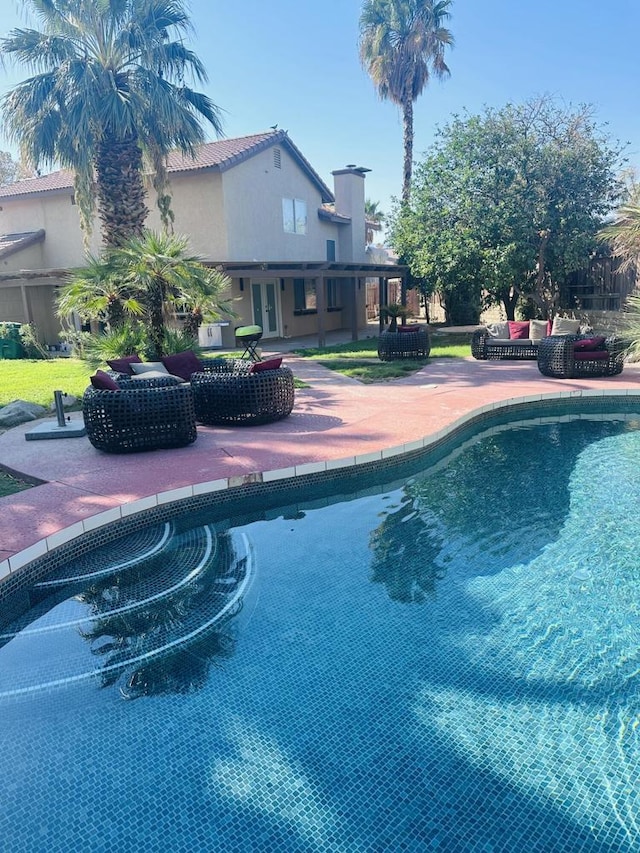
[2,389,640,613]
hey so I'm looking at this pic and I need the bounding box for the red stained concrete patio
[2,353,640,575]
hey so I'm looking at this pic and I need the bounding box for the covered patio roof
[207,259,408,346]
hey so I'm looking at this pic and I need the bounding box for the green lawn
[0,468,33,497]
[0,357,92,408]
[293,331,472,382]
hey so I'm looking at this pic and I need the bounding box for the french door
[251,281,280,338]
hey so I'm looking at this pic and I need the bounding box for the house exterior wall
[0,193,100,267]
[221,147,340,262]
[0,285,25,322]
[144,170,229,259]
[0,242,46,273]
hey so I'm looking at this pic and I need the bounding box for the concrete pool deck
[2,352,640,578]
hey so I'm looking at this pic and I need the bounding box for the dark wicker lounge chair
[191,365,295,425]
[378,327,431,361]
[536,335,625,378]
[83,379,197,453]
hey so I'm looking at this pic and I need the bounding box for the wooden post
[20,285,32,323]
[351,277,360,341]
[315,275,326,348]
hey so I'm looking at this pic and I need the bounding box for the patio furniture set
[471,318,625,379]
[83,327,295,453]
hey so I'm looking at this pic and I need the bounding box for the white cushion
[130,361,169,375]
[529,319,549,341]
[130,370,184,381]
[551,317,580,336]
[486,321,510,339]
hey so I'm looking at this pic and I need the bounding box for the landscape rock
[48,394,78,411]
[0,400,48,428]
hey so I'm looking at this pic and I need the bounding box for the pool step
[0,527,253,698]
[35,521,175,588]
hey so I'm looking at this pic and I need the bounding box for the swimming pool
[1,404,639,852]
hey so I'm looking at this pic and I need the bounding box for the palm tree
[359,0,454,204]
[1,0,223,247]
[58,230,233,357]
[365,198,385,244]
[57,253,145,329]
[599,186,640,271]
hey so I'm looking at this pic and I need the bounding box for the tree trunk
[402,96,414,205]
[500,289,519,321]
[96,132,148,247]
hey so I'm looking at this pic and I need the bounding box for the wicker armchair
[191,365,295,425]
[83,379,197,453]
[378,327,431,361]
[537,335,625,378]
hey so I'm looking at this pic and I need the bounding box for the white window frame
[282,197,307,235]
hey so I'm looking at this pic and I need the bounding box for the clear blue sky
[2,0,640,236]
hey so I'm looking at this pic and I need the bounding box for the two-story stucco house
[0,130,405,348]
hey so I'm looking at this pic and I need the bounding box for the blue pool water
[1,411,639,852]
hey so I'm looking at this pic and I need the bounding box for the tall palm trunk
[148,279,167,358]
[402,95,414,205]
[96,132,148,247]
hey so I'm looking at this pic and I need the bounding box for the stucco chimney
[332,166,369,262]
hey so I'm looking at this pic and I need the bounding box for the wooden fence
[562,256,637,311]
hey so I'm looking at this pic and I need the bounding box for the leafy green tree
[1,0,223,246]
[359,0,453,204]
[0,150,22,186]
[58,231,233,357]
[390,98,624,321]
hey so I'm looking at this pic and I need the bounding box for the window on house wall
[327,279,341,311]
[326,239,336,262]
[293,278,317,313]
[282,198,307,234]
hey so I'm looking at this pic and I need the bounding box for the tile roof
[0,131,335,203]
[0,230,46,259]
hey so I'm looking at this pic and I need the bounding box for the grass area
[293,331,472,382]
[0,357,91,408]
[0,468,33,497]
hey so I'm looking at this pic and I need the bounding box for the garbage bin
[0,338,22,359]
[0,323,23,359]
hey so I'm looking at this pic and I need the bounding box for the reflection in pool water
[0,413,639,852]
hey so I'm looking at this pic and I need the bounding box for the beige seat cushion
[551,317,580,335]
[529,319,549,341]
[487,321,510,339]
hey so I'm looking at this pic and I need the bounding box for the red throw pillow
[508,321,530,340]
[573,336,606,351]
[249,357,283,373]
[106,354,142,375]
[574,350,609,361]
[547,320,553,336]
[161,350,202,381]
[397,325,416,333]
[90,370,120,390]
